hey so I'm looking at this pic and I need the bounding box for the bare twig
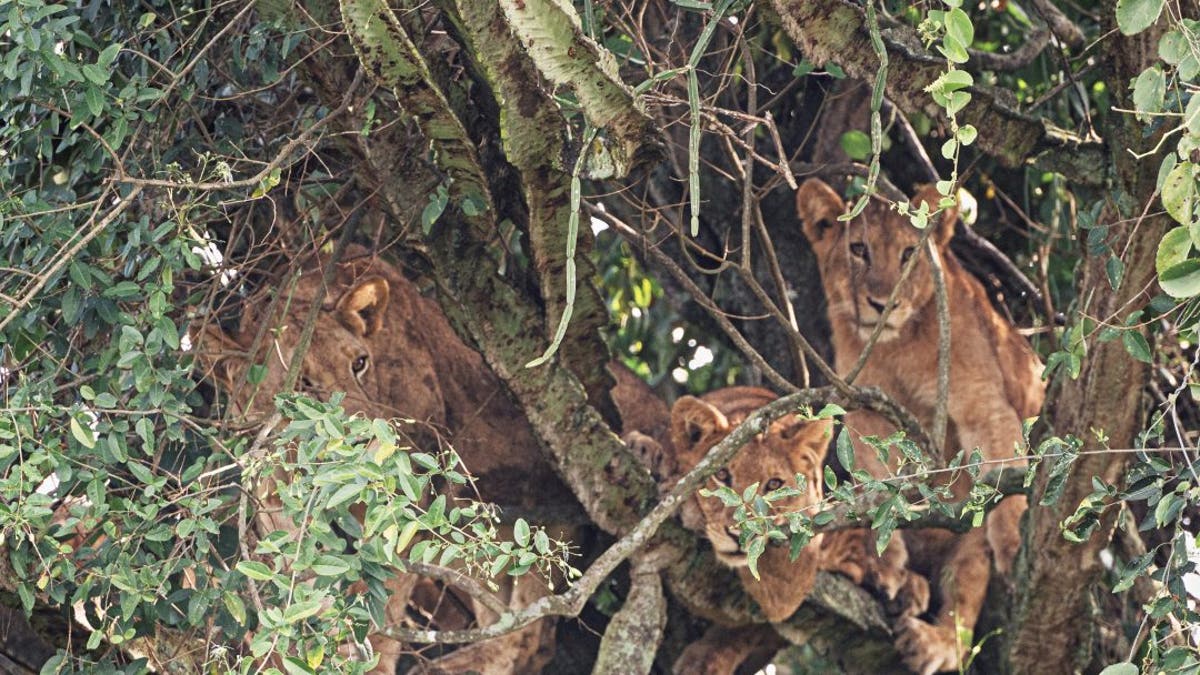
[405,562,510,618]
[927,240,951,459]
[843,213,939,384]
[1029,0,1085,49]
[969,29,1051,72]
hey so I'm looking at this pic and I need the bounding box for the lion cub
[658,387,924,673]
[797,178,1045,674]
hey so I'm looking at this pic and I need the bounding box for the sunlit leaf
[1116,0,1164,35]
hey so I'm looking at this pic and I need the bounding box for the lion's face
[796,179,958,342]
[670,388,831,569]
[197,253,445,425]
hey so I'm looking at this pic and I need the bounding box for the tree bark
[1007,13,1169,672]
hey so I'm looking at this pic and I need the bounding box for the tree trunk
[1007,13,1168,672]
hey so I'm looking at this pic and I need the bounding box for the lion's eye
[764,478,784,492]
[901,246,916,264]
[351,355,369,379]
[714,468,732,486]
[849,242,869,262]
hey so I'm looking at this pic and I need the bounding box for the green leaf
[941,138,958,160]
[283,600,324,624]
[1131,66,1165,121]
[839,130,872,161]
[938,35,970,64]
[945,90,971,115]
[1182,54,1200,81]
[1157,225,1193,270]
[1185,94,1200,135]
[1160,30,1187,65]
[421,185,448,234]
[1161,162,1196,225]
[1116,0,1164,35]
[815,403,846,418]
[81,63,108,86]
[1106,256,1124,290]
[236,560,276,581]
[745,536,766,580]
[223,593,247,626]
[1159,259,1200,298]
[84,85,104,117]
[514,518,530,547]
[97,43,122,69]
[1097,663,1139,675]
[1121,330,1152,363]
[940,69,973,92]
[1157,154,1177,192]
[956,124,977,146]
[70,416,96,449]
[944,8,974,49]
[309,555,352,577]
[835,427,855,472]
[325,482,361,510]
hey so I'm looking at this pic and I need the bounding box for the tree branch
[766,0,1103,180]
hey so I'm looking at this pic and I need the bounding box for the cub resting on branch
[797,179,1045,674]
[627,387,927,674]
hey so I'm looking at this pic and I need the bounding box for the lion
[198,246,578,674]
[797,178,1045,674]
[661,387,924,674]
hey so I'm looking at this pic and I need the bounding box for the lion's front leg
[951,401,1028,578]
[895,528,990,675]
[672,624,785,675]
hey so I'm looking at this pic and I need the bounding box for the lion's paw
[672,640,745,675]
[623,430,675,485]
[894,617,964,675]
[887,571,930,618]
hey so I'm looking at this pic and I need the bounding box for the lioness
[199,247,577,674]
[664,387,923,674]
[797,178,1045,674]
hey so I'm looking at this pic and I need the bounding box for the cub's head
[670,387,831,569]
[796,178,958,342]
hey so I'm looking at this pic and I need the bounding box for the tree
[1,0,1196,673]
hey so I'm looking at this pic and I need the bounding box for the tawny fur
[642,388,921,674]
[197,246,577,674]
[797,178,1045,674]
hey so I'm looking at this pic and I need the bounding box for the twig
[752,203,809,387]
[595,207,809,393]
[405,562,510,618]
[377,389,866,644]
[969,29,1050,72]
[927,240,951,461]
[1029,0,1085,50]
[843,213,939,384]
[0,184,141,335]
[814,467,1028,534]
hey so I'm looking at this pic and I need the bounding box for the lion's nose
[866,296,886,313]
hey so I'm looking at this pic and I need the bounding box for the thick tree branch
[766,0,1103,180]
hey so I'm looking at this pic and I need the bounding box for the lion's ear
[912,184,959,248]
[193,324,248,392]
[778,417,833,453]
[796,178,846,247]
[336,276,389,337]
[670,396,730,461]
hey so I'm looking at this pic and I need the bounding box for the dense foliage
[1,0,1198,673]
